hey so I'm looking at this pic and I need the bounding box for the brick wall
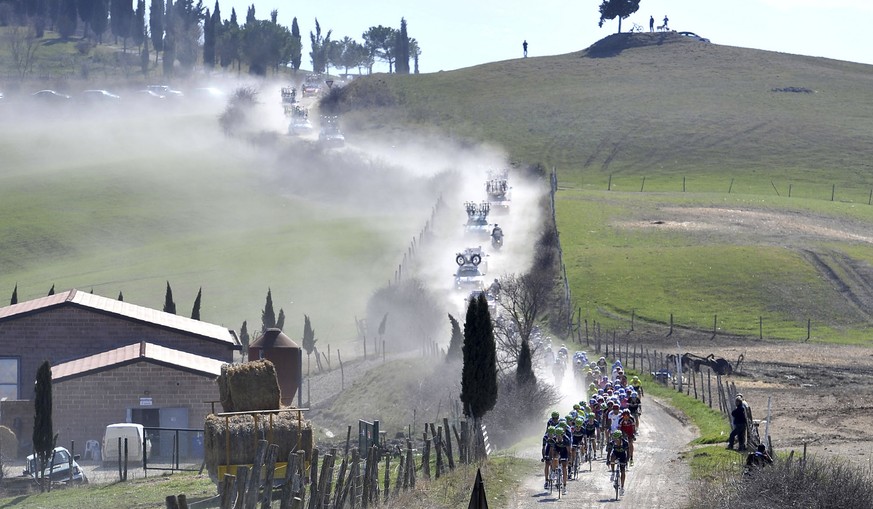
[53,361,219,455]
[0,306,234,401]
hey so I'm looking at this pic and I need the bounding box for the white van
[102,423,151,464]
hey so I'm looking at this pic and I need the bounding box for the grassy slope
[336,33,873,343]
[0,104,407,339]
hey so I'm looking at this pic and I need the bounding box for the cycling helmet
[551,411,560,419]
[573,404,581,411]
[612,430,622,439]
[547,426,558,436]
[622,408,630,414]
[575,418,584,426]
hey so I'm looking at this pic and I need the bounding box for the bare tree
[493,270,552,371]
[7,26,40,79]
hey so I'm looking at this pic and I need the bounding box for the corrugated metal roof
[0,289,237,346]
[52,341,225,381]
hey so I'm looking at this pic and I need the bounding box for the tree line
[1,0,421,77]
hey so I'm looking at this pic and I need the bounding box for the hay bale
[217,359,281,412]
[0,425,16,461]
[203,411,313,481]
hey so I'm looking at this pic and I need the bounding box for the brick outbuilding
[0,289,239,458]
[52,341,223,461]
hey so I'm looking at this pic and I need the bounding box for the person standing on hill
[663,15,669,30]
[523,40,528,57]
[649,16,654,32]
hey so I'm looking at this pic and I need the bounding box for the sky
[219,0,873,73]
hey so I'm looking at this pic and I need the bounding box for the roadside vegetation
[0,472,216,509]
[689,455,873,509]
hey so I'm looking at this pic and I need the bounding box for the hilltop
[335,32,873,190]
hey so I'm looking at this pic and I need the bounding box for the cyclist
[618,408,637,464]
[581,412,599,459]
[627,390,642,423]
[630,375,644,397]
[552,422,571,492]
[542,426,559,489]
[570,417,586,477]
[606,400,623,433]
[545,410,561,431]
[608,430,629,495]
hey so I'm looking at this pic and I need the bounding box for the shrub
[690,455,873,509]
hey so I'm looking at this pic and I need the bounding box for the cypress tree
[290,17,301,71]
[149,0,163,55]
[261,288,276,331]
[47,284,55,296]
[445,313,462,361]
[132,0,145,48]
[163,281,176,314]
[395,18,409,74]
[91,0,108,43]
[276,309,286,330]
[191,287,202,320]
[239,320,250,350]
[117,291,124,301]
[33,361,54,491]
[460,294,498,420]
[302,315,316,356]
[10,284,17,305]
[516,339,536,386]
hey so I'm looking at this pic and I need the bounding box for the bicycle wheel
[548,468,555,495]
[614,473,620,500]
[588,440,594,471]
[573,447,580,479]
[557,466,564,499]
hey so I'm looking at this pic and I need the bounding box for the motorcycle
[491,227,504,250]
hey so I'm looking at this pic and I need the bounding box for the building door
[131,408,160,459]
[159,407,189,459]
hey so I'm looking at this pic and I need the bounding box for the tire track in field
[800,249,873,322]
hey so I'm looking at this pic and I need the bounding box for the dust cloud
[0,77,547,352]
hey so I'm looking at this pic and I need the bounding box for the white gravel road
[505,396,695,508]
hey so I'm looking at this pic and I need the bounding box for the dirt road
[505,397,695,508]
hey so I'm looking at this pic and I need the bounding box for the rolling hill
[335,32,873,342]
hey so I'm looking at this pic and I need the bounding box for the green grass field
[0,99,422,342]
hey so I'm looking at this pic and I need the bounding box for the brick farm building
[0,289,239,459]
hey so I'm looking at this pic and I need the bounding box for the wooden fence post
[308,448,320,509]
[235,466,251,509]
[443,417,455,470]
[220,474,237,509]
[260,444,279,509]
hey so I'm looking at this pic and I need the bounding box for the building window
[0,358,20,400]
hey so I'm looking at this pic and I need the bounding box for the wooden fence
[165,417,485,509]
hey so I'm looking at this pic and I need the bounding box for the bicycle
[585,436,595,472]
[612,463,624,500]
[548,451,564,499]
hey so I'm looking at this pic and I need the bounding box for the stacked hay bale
[204,359,313,481]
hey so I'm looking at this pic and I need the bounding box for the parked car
[103,423,151,464]
[31,89,71,102]
[147,85,184,99]
[80,89,122,103]
[677,31,710,43]
[23,446,88,484]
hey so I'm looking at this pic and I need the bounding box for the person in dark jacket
[727,398,748,450]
